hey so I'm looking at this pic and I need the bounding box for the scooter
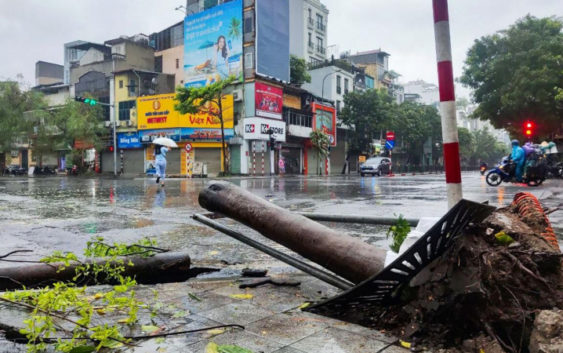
[485,156,545,187]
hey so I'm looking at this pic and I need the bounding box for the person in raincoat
[510,140,525,182]
[155,144,168,187]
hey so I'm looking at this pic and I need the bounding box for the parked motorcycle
[3,166,27,176]
[33,166,57,175]
[485,156,546,187]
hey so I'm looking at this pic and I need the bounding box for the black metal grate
[306,199,495,316]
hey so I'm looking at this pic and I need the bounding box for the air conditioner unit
[232,89,243,102]
[126,121,133,127]
[104,121,111,128]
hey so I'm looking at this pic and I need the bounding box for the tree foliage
[457,127,474,163]
[309,130,330,175]
[339,89,397,154]
[175,75,237,175]
[460,15,563,139]
[392,102,442,164]
[0,81,45,153]
[290,55,311,86]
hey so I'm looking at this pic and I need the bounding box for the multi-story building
[289,0,329,65]
[150,21,185,87]
[402,80,440,107]
[346,49,390,89]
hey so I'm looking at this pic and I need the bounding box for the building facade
[289,0,329,65]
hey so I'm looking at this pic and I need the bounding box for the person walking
[155,144,168,187]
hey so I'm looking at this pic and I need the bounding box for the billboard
[312,103,337,146]
[184,0,243,87]
[137,94,233,130]
[255,82,283,120]
[117,132,142,149]
[256,0,290,82]
[139,128,234,143]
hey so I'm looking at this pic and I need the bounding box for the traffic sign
[385,140,395,150]
[184,143,192,153]
[386,131,395,141]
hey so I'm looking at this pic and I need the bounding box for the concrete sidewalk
[0,274,409,353]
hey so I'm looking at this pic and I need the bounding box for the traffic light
[523,121,534,138]
[108,146,114,153]
[75,96,98,106]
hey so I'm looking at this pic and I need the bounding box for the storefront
[243,117,286,176]
[137,93,234,177]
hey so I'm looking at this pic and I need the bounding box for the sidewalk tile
[197,302,275,325]
[179,291,235,314]
[187,330,284,353]
[272,347,308,353]
[245,312,330,346]
[290,327,388,353]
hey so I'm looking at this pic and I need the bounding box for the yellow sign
[137,94,234,130]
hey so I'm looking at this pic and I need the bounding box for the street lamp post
[321,70,341,101]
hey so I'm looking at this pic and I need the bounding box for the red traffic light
[108,146,114,152]
[526,122,532,129]
[523,121,534,138]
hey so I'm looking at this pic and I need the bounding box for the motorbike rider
[511,140,525,182]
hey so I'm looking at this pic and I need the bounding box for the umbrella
[152,137,178,148]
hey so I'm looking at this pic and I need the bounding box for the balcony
[316,45,326,55]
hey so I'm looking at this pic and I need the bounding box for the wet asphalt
[0,172,561,269]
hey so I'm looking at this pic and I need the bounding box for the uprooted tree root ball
[341,204,562,352]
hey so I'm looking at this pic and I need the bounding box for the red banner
[255,82,283,120]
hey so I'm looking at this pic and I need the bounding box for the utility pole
[432,0,462,208]
[110,56,117,176]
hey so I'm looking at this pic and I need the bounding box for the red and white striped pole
[433,0,462,208]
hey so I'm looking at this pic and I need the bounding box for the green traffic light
[89,99,97,106]
[84,98,91,104]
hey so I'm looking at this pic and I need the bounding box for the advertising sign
[183,0,243,87]
[139,128,234,143]
[255,82,283,120]
[256,0,290,82]
[312,103,337,146]
[243,117,286,142]
[137,94,233,130]
[117,132,142,149]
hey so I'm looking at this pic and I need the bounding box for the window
[244,52,254,69]
[118,100,135,121]
[344,78,349,94]
[176,58,179,69]
[308,8,312,19]
[316,37,324,54]
[307,9,313,26]
[128,80,136,96]
[119,80,123,89]
[336,75,341,94]
[336,100,341,112]
[316,14,323,30]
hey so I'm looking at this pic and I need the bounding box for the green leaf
[188,293,202,302]
[141,325,160,333]
[68,346,96,353]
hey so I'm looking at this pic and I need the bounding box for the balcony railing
[316,45,326,54]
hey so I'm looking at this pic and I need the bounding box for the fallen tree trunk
[199,181,386,284]
[0,252,191,290]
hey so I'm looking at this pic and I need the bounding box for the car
[360,157,392,177]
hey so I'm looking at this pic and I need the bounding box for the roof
[32,82,69,91]
[352,49,390,57]
[113,69,162,75]
[65,41,108,52]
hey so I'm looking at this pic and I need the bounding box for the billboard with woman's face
[184,0,243,88]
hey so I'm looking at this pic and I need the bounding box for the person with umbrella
[152,137,178,187]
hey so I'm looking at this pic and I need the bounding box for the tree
[460,16,563,139]
[309,130,330,175]
[175,75,237,175]
[457,127,474,164]
[470,127,509,165]
[290,55,311,86]
[0,81,45,154]
[392,102,441,165]
[339,89,397,155]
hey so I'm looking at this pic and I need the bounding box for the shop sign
[312,103,337,146]
[255,82,283,120]
[138,128,234,143]
[117,132,142,149]
[243,117,286,142]
[137,94,233,130]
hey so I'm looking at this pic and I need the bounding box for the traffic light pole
[110,58,117,176]
[433,0,462,208]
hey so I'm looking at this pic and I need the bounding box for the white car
[360,157,392,177]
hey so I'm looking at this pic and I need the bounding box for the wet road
[0,173,561,269]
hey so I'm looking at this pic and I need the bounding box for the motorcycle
[479,162,488,175]
[485,156,546,187]
[4,166,27,176]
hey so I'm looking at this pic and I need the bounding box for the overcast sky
[0,0,560,98]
